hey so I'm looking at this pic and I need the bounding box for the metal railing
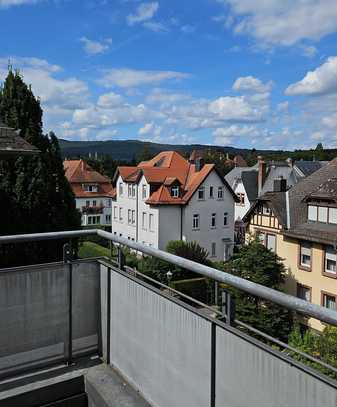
[1,228,337,326]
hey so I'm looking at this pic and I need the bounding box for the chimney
[274,177,287,192]
[258,155,267,196]
[195,158,205,172]
[81,160,86,171]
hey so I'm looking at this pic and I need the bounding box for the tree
[219,238,293,341]
[0,69,81,267]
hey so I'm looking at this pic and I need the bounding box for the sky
[1,1,337,150]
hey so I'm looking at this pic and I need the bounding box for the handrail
[1,228,337,327]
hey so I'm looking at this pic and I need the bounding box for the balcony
[1,229,337,406]
[81,205,104,215]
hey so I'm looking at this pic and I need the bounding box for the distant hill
[59,138,267,161]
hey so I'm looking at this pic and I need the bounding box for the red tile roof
[63,159,115,198]
[115,151,237,205]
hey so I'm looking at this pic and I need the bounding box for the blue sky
[1,0,337,150]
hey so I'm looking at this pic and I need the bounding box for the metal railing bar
[1,228,337,327]
[235,319,337,375]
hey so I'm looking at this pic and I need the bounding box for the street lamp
[166,270,173,287]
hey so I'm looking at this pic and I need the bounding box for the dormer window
[308,205,337,224]
[83,184,98,192]
[171,185,180,198]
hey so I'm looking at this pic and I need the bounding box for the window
[105,215,111,223]
[93,200,97,207]
[88,217,92,225]
[325,247,337,275]
[209,186,214,198]
[300,242,311,268]
[224,212,228,226]
[119,183,123,196]
[86,200,90,207]
[318,206,328,223]
[128,209,132,224]
[198,187,205,200]
[132,210,136,225]
[171,185,179,198]
[132,184,136,198]
[128,184,132,197]
[106,200,111,208]
[266,234,276,252]
[193,214,199,229]
[257,231,265,244]
[84,184,98,192]
[308,205,317,221]
[142,185,147,199]
[237,193,245,205]
[262,204,271,215]
[297,284,311,302]
[119,207,123,221]
[330,208,337,224]
[322,293,336,310]
[211,213,216,228]
[149,214,154,231]
[142,212,147,229]
[114,206,118,219]
[88,215,100,225]
[218,187,224,199]
[211,242,216,257]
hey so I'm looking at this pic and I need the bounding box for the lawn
[79,241,112,259]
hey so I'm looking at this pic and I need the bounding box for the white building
[112,151,237,261]
[64,159,114,227]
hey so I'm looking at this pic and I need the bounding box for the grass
[79,241,112,259]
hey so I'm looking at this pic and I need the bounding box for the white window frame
[308,205,317,222]
[318,206,328,223]
[211,213,216,228]
[142,212,147,230]
[193,214,200,230]
[209,186,214,199]
[149,214,154,231]
[211,242,216,257]
[322,293,336,310]
[300,242,311,269]
[223,212,228,226]
[142,185,147,200]
[128,209,132,224]
[171,185,180,198]
[198,187,205,200]
[217,186,224,199]
[119,183,123,196]
[329,207,337,224]
[132,210,136,225]
[119,207,123,221]
[325,247,337,275]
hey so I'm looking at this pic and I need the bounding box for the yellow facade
[247,212,336,331]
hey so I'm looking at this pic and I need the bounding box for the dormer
[164,177,181,198]
[305,178,337,225]
[83,183,98,193]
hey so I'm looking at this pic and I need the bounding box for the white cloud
[222,0,337,46]
[97,68,190,88]
[138,121,162,136]
[213,125,257,145]
[0,0,40,7]
[209,95,265,122]
[97,92,123,107]
[127,2,159,26]
[285,56,337,96]
[232,76,272,93]
[143,21,168,32]
[322,112,337,128]
[80,37,111,55]
[181,25,195,34]
[145,88,191,105]
[277,101,289,113]
[300,45,318,58]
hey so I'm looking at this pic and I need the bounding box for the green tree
[220,239,293,341]
[0,69,81,267]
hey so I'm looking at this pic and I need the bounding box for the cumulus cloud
[209,95,265,122]
[285,56,337,96]
[145,88,191,105]
[222,0,337,46]
[97,68,190,88]
[232,76,272,93]
[97,92,123,108]
[322,112,337,128]
[138,121,162,137]
[213,125,258,145]
[0,0,40,7]
[80,37,111,55]
[127,2,159,26]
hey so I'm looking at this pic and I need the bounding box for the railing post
[63,243,73,366]
[210,322,216,407]
[221,290,236,326]
[106,267,111,365]
[117,246,125,270]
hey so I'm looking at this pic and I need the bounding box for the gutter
[286,190,290,229]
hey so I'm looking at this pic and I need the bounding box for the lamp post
[166,270,173,289]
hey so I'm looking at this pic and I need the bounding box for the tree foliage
[0,69,81,266]
[219,238,293,341]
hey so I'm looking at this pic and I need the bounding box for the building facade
[64,159,114,227]
[112,151,238,261]
[244,160,337,331]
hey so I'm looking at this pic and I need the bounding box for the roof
[115,150,237,205]
[0,122,39,157]
[225,167,258,202]
[294,160,327,177]
[63,159,115,198]
[189,149,205,162]
[233,155,248,167]
[284,222,337,246]
[260,165,296,195]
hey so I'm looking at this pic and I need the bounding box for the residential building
[226,156,327,223]
[112,151,238,260]
[244,158,337,330]
[64,159,115,227]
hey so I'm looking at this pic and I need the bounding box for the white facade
[112,171,235,261]
[75,197,112,227]
[232,180,252,221]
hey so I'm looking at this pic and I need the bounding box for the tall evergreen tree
[0,69,81,267]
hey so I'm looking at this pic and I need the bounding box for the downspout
[180,206,183,241]
[136,183,139,242]
[286,190,290,230]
